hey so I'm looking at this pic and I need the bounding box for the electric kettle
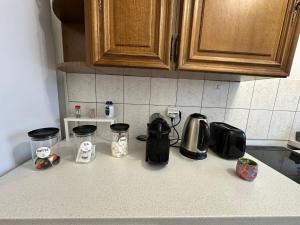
[180,113,209,160]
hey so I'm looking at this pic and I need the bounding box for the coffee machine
[146,113,171,165]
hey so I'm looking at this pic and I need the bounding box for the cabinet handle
[97,0,102,9]
[296,0,300,10]
[292,0,300,23]
[170,36,174,62]
[169,35,179,63]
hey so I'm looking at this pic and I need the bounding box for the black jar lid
[28,127,59,140]
[110,123,130,132]
[73,125,97,135]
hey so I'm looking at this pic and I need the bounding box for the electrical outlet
[167,106,180,119]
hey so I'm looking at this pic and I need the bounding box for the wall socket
[167,106,180,119]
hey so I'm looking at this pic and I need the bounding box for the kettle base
[180,147,207,160]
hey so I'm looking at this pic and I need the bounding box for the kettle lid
[148,118,171,134]
[190,113,207,120]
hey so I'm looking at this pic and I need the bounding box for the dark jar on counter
[28,127,60,170]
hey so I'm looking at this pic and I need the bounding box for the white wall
[0,0,59,175]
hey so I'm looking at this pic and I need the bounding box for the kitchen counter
[0,140,300,225]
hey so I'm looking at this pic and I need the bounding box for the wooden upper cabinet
[85,0,175,69]
[179,0,300,77]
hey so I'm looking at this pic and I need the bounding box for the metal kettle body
[180,113,209,160]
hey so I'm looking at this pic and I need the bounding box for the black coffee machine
[146,113,171,165]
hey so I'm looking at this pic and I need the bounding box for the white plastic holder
[64,117,116,141]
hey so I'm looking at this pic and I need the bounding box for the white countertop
[0,140,300,225]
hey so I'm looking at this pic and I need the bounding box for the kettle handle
[197,121,209,151]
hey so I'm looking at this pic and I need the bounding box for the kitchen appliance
[247,146,300,184]
[180,113,209,160]
[146,113,171,165]
[287,131,300,149]
[209,122,246,159]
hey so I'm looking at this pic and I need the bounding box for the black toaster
[209,122,246,159]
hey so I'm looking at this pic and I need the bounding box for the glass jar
[110,123,130,158]
[28,128,60,170]
[73,125,97,163]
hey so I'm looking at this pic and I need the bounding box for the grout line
[175,78,179,106]
[223,81,231,122]
[249,79,256,109]
[94,71,97,115]
[65,73,70,104]
[148,76,151,105]
[266,79,281,139]
[67,101,299,113]
[149,77,152,117]
[149,77,153,106]
[225,81,231,108]
[64,73,70,117]
[122,74,125,123]
[68,101,98,104]
[200,79,205,111]
[288,96,300,139]
[245,80,256,132]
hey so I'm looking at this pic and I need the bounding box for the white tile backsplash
[246,110,272,139]
[124,76,150,104]
[96,103,123,140]
[149,105,172,125]
[227,81,254,109]
[202,80,229,107]
[224,109,249,131]
[66,72,300,142]
[201,108,225,123]
[67,102,97,135]
[96,75,123,103]
[274,79,300,111]
[68,102,97,117]
[290,112,300,140]
[176,79,204,106]
[67,73,96,102]
[268,111,295,140]
[124,104,149,138]
[96,103,123,121]
[150,78,177,105]
[251,79,279,110]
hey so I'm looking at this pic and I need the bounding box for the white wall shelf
[64,116,116,141]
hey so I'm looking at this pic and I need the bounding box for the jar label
[80,141,92,152]
[76,141,94,163]
[36,147,51,159]
[118,137,127,146]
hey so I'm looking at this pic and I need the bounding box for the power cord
[170,111,181,147]
[136,111,182,148]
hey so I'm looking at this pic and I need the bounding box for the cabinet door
[85,0,175,69]
[178,0,300,77]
